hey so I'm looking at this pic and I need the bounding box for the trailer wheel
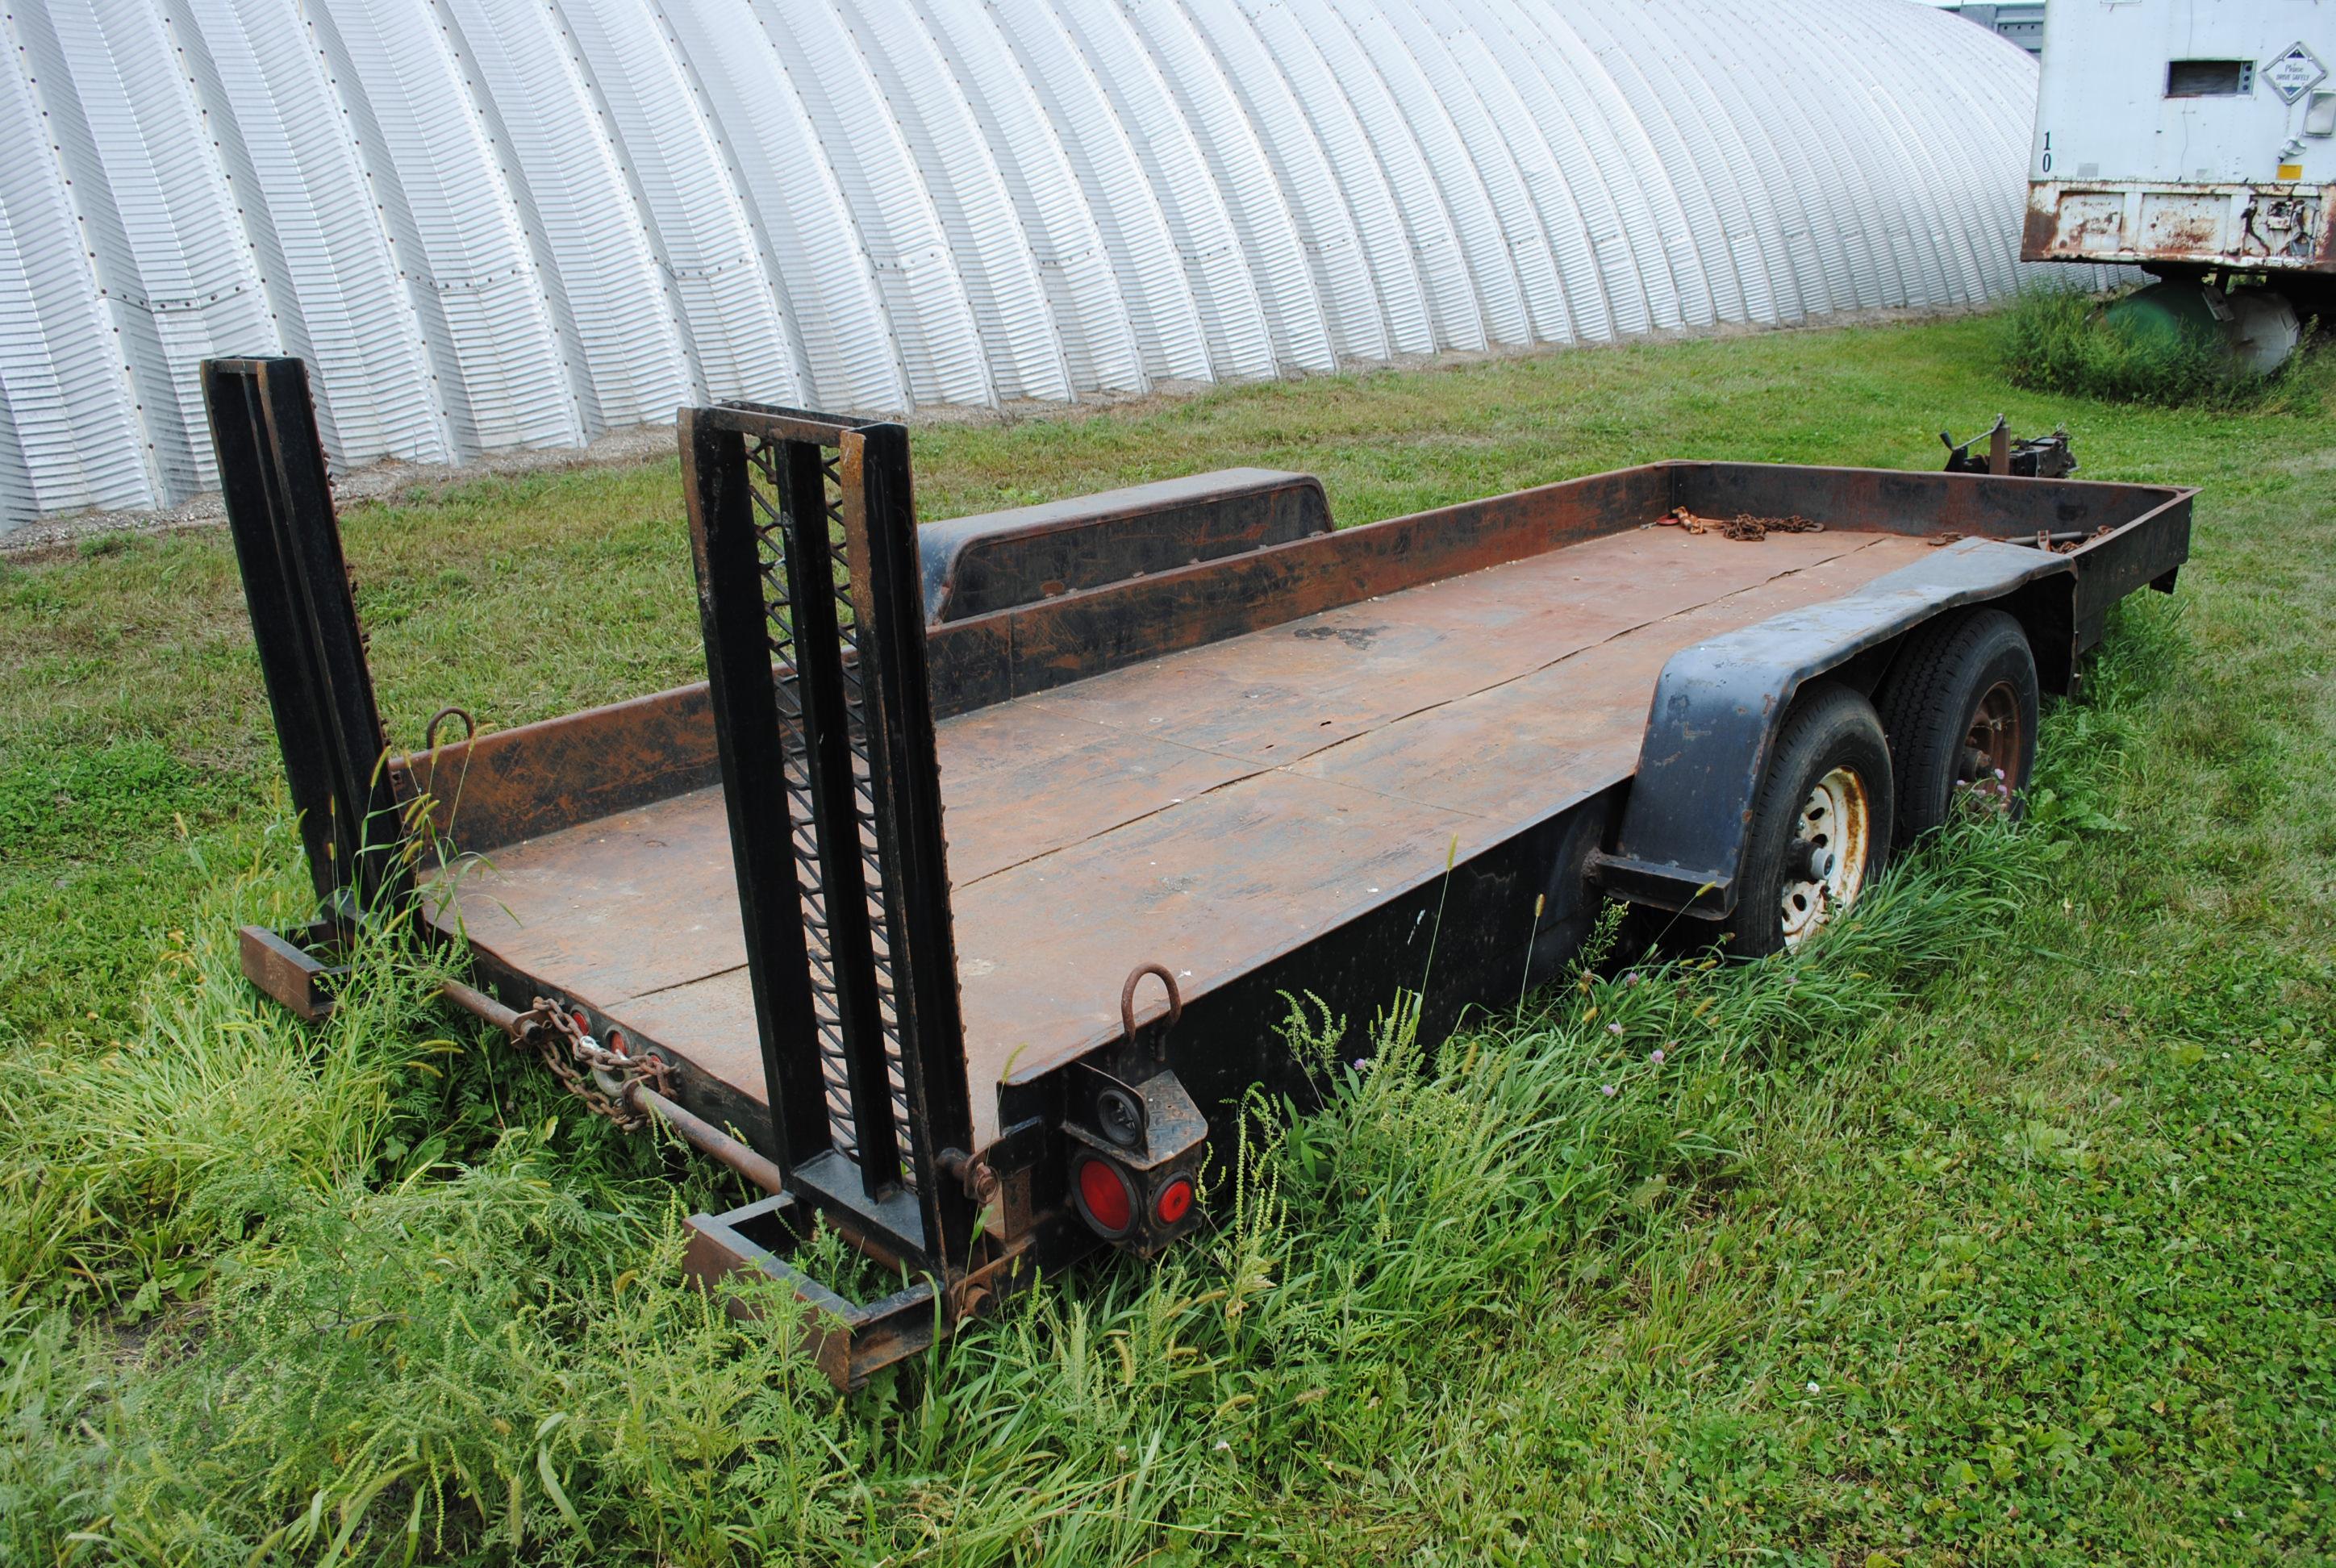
[1722,684,1892,958]
[1874,609,2038,848]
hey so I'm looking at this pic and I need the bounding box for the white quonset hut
[3,0,2056,528]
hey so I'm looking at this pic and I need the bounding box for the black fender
[1587,538,2075,918]
[917,470,1330,622]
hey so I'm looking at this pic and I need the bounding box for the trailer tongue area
[205,358,2192,1388]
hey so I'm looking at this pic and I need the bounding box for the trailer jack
[1941,415,2076,479]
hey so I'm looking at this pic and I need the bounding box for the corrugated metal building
[1933,3,2046,57]
[2,0,2064,530]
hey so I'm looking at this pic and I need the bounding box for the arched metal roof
[1,0,2063,527]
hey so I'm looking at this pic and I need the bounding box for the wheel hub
[1779,765,1872,948]
[1956,680,2025,812]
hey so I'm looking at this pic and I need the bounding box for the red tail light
[1074,1156,1134,1236]
[1155,1178,1194,1224]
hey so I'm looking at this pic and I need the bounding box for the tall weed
[0,1309,111,1566]
[0,867,456,1305]
[1997,284,2284,408]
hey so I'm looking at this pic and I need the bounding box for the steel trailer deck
[205,359,2192,1386]
[432,523,1938,1154]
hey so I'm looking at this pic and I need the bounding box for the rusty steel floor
[430,524,1937,1149]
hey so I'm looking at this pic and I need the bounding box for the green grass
[3,312,2334,1564]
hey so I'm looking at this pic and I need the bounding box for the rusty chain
[504,998,674,1132]
[1659,505,1824,542]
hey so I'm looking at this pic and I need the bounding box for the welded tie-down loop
[506,998,674,1132]
[1121,962,1183,1045]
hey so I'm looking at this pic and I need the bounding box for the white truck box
[2023,0,2332,277]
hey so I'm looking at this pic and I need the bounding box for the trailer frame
[202,358,2193,1387]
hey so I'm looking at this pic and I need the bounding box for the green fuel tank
[2105,282,2303,377]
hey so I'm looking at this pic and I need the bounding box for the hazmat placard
[2263,43,2327,103]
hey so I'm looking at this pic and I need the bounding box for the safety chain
[506,998,674,1132]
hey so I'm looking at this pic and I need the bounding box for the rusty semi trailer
[205,359,2193,1387]
[2022,0,2332,373]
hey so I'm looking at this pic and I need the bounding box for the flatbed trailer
[205,359,2192,1387]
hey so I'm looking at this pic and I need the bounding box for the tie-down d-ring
[424,705,477,752]
[1120,961,1183,1043]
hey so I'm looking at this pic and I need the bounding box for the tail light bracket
[1062,1059,1208,1253]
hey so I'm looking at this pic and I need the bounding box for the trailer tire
[1874,609,2038,849]
[1721,684,1892,959]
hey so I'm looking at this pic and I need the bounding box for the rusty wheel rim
[1779,765,1872,949]
[1956,680,2025,814]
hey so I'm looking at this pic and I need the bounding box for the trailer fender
[918,469,1331,622]
[1587,539,2075,919]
